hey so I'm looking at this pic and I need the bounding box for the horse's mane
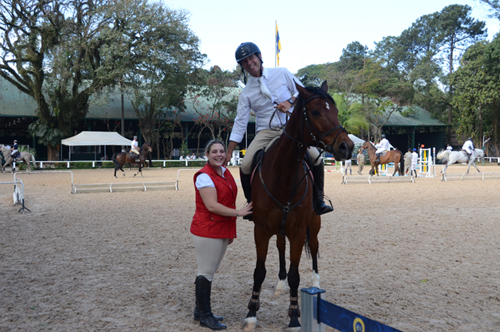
[296,85,336,107]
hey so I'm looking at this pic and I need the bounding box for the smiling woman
[189,139,252,330]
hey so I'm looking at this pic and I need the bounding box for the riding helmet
[381,134,386,139]
[235,42,261,63]
[133,136,137,139]
[468,137,473,140]
[13,140,17,143]
[413,148,417,151]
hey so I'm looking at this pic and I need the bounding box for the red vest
[191,164,237,239]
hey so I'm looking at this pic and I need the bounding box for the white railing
[29,159,208,169]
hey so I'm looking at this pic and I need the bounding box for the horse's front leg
[244,229,271,331]
[274,235,287,296]
[287,232,307,328]
[471,161,481,173]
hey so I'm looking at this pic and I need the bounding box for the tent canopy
[61,131,132,146]
[348,134,365,145]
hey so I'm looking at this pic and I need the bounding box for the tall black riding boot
[239,169,253,221]
[375,153,380,163]
[195,275,227,330]
[312,163,334,215]
[194,276,223,322]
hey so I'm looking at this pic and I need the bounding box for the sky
[163,0,500,74]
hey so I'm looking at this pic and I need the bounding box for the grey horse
[0,144,36,173]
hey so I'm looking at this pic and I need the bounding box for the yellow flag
[276,22,281,66]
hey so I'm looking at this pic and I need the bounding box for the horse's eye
[311,110,321,117]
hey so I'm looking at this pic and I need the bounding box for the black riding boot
[194,275,223,322]
[239,169,253,221]
[195,275,227,330]
[375,153,380,163]
[312,163,334,215]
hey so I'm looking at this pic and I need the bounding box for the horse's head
[361,141,371,150]
[142,142,153,153]
[295,81,353,161]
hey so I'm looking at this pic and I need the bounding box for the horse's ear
[321,81,328,93]
[295,81,306,96]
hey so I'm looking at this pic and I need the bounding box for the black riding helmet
[381,134,386,139]
[235,42,261,63]
[235,42,263,83]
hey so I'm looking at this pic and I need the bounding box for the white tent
[61,131,133,161]
[348,134,365,145]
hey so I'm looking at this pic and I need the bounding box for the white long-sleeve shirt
[229,67,303,144]
[462,140,474,154]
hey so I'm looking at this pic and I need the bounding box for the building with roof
[1,75,446,160]
[378,105,448,151]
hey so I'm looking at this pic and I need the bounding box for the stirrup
[314,199,334,215]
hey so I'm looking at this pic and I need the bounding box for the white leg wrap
[311,272,320,288]
[274,279,288,296]
[243,317,257,331]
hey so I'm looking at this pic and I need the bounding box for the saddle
[249,137,313,185]
[11,151,20,159]
[377,150,388,157]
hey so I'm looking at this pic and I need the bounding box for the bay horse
[0,144,36,173]
[111,142,152,177]
[437,148,483,174]
[244,81,354,330]
[361,141,404,176]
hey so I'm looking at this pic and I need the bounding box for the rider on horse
[462,137,475,161]
[10,140,19,158]
[130,136,140,158]
[225,42,333,219]
[375,134,391,163]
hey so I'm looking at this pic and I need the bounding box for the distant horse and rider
[437,148,484,174]
[361,139,404,176]
[0,144,36,173]
[111,142,152,177]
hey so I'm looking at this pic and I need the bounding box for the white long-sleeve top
[462,140,474,153]
[411,152,418,165]
[229,67,303,144]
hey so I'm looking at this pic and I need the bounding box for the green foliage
[28,120,65,148]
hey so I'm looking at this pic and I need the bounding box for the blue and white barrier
[300,287,403,332]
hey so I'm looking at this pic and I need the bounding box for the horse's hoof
[243,317,257,331]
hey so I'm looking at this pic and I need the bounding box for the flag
[275,21,281,66]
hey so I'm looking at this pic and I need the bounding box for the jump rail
[0,180,30,213]
[441,172,500,181]
[72,181,176,193]
[301,287,404,332]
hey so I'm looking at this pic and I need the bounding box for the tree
[434,4,487,142]
[0,0,120,159]
[451,37,500,155]
[476,0,500,20]
[187,67,239,153]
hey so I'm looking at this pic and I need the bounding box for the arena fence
[300,287,403,332]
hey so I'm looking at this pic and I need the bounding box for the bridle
[284,94,347,154]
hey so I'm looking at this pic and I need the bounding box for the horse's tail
[112,153,120,166]
[436,149,449,162]
[31,153,36,169]
[399,150,404,176]
[304,226,312,259]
